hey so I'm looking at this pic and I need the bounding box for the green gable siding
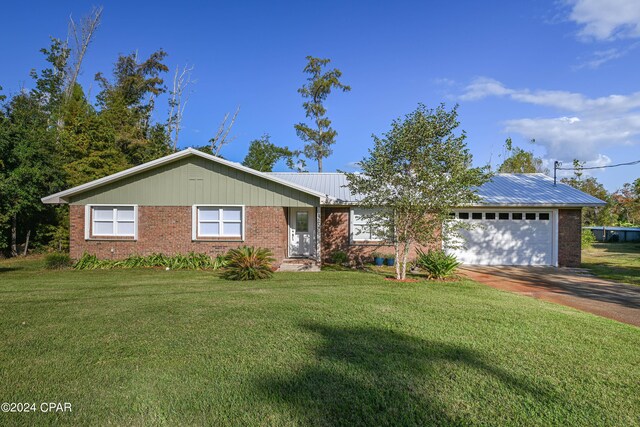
[69,156,319,207]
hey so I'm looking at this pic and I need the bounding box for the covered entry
[446,210,557,266]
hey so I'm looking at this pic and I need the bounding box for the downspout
[316,203,322,264]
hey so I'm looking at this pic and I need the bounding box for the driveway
[460,266,640,327]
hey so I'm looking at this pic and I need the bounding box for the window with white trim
[351,208,384,241]
[91,206,136,237]
[195,206,243,238]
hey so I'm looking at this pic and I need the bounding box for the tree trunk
[23,229,31,256]
[318,157,323,173]
[10,214,18,257]
[401,240,411,280]
[394,241,401,280]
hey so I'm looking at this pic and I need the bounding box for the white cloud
[568,0,640,41]
[460,77,640,163]
[460,77,640,113]
[504,113,640,160]
[459,78,512,101]
[575,42,640,69]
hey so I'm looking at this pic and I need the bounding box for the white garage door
[445,210,556,266]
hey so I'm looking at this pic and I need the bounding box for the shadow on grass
[257,322,561,425]
[591,243,640,255]
[0,266,21,273]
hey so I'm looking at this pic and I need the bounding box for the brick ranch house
[42,148,605,268]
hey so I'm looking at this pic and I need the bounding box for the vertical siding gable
[68,156,319,206]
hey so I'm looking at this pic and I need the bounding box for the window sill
[193,237,244,242]
[350,240,387,246]
[86,237,137,241]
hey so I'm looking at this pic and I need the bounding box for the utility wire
[553,158,640,185]
[555,159,640,171]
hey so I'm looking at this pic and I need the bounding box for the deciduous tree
[497,138,548,174]
[242,134,303,172]
[561,160,613,225]
[344,104,491,280]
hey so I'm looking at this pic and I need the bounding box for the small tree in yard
[344,104,491,280]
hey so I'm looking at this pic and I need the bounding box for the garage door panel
[445,211,554,266]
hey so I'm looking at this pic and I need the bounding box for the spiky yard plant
[221,246,275,281]
[415,248,460,280]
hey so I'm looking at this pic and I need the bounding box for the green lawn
[582,242,640,286]
[1,258,639,426]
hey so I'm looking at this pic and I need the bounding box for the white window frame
[85,204,138,240]
[192,205,245,240]
[350,208,384,242]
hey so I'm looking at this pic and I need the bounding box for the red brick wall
[321,207,437,264]
[558,208,582,268]
[70,205,289,266]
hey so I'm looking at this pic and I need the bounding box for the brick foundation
[321,207,437,264]
[558,208,582,268]
[70,205,289,266]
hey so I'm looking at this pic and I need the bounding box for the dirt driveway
[460,266,640,327]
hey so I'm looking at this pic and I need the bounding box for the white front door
[289,208,316,257]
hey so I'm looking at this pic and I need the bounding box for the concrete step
[277,258,321,272]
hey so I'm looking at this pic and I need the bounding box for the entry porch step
[277,258,321,272]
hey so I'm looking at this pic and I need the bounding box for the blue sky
[1,0,639,191]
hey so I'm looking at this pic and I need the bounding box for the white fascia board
[42,148,327,204]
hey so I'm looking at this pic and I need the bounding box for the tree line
[0,8,349,256]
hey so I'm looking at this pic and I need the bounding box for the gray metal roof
[267,172,606,207]
[267,173,356,204]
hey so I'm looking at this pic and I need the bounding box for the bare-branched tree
[65,6,103,102]
[209,107,239,156]
[167,64,195,151]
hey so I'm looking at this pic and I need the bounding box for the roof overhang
[42,148,329,204]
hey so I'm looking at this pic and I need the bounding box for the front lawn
[582,242,640,286]
[1,257,639,426]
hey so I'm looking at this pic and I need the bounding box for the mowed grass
[582,242,640,286]
[1,258,639,426]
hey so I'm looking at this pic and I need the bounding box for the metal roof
[267,172,606,207]
[267,173,355,204]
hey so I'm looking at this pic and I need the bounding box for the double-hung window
[89,205,137,238]
[351,208,384,242]
[193,206,244,239]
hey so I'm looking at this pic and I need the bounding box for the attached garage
[446,210,557,266]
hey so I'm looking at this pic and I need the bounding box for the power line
[555,159,640,171]
[553,159,640,186]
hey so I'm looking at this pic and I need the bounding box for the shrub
[581,229,596,249]
[44,252,72,269]
[74,252,225,270]
[330,250,349,265]
[415,249,460,280]
[221,246,275,281]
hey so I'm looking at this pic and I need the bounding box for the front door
[289,208,316,257]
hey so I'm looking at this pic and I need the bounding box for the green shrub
[221,246,275,281]
[330,250,349,265]
[415,249,460,280]
[44,252,72,269]
[74,252,225,270]
[581,229,596,248]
